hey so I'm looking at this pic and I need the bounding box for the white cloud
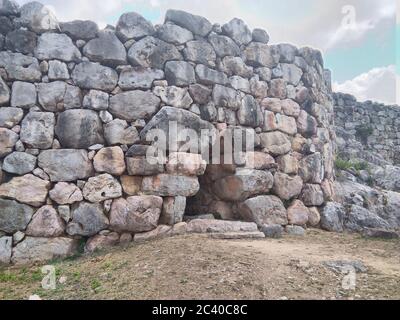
[333,65,397,105]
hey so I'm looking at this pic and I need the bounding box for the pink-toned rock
[287,200,309,226]
[0,128,19,157]
[307,207,321,227]
[134,225,172,242]
[281,99,300,117]
[296,110,317,137]
[159,196,186,225]
[110,196,163,233]
[275,113,297,136]
[273,173,303,201]
[261,98,282,113]
[93,146,126,176]
[268,79,286,99]
[49,182,83,205]
[243,151,276,170]
[26,205,65,237]
[263,110,277,131]
[84,232,120,253]
[321,179,335,201]
[120,175,142,195]
[82,174,122,203]
[119,233,133,244]
[0,174,50,207]
[186,219,258,233]
[209,200,236,220]
[166,152,206,176]
[277,154,298,174]
[171,222,187,235]
[142,174,200,197]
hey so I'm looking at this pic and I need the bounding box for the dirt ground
[0,229,399,300]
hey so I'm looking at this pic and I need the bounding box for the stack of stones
[0,0,335,265]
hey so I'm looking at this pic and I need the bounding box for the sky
[15,0,399,105]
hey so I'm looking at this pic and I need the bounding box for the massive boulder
[35,33,81,62]
[320,202,345,232]
[49,182,83,205]
[245,43,280,68]
[165,9,212,37]
[116,12,155,41]
[2,152,37,175]
[5,29,37,55]
[0,52,41,82]
[20,112,55,149]
[82,174,122,203]
[37,81,82,112]
[0,107,23,128]
[72,62,118,92]
[208,33,241,58]
[119,67,164,90]
[16,1,58,34]
[272,173,303,201]
[0,128,18,157]
[93,147,126,176]
[156,23,193,45]
[222,18,252,46]
[183,40,216,66]
[0,0,19,16]
[25,205,65,237]
[67,202,109,236]
[165,61,196,87]
[60,20,99,41]
[0,198,34,234]
[142,174,200,197]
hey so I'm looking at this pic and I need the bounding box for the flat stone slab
[208,232,265,240]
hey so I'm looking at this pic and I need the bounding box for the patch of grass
[335,158,353,171]
[90,279,101,291]
[335,157,369,173]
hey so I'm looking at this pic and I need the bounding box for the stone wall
[334,93,400,166]
[0,0,335,265]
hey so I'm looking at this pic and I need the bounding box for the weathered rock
[183,40,216,66]
[0,198,34,234]
[120,175,142,196]
[219,56,253,78]
[212,84,242,110]
[0,128,18,157]
[72,62,118,92]
[186,219,258,233]
[260,131,291,156]
[209,231,265,239]
[17,1,58,34]
[195,64,228,86]
[116,12,155,41]
[276,154,298,174]
[345,205,391,232]
[323,260,367,274]
[35,33,81,62]
[0,107,23,129]
[109,90,160,121]
[104,119,139,145]
[67,202,109,236]
[165,61,196,87]
[20,112,55,149]
[307,207,321,227]
[261,224,284,239]
[0,174,49,207]
[301,184,325,206]
[0,76,10,106]
[287,200,309,226]
[157,23,193,45]
[275,114,297,136]
[0,236,12,265]
[273,173,303,201]
[134,225,172,242]
[83,31,127,67]
[268,79,287,99]
[243,151,276,170]
[285,225,306,236]
[165,9,212,37]
[93,147,126,176]
[48,60,70,80]
[37,81,82,112]
[160,196,186,226]
[110,196,163,233]
[0,0,19,16]
[55,109,104,149]
[297,110,318,138]
[237,95,263,127]
[250,77,269,99]
[83,174,122,203]
[5,29,37,54]
[83,90,109,111]
[128,36,182,69]
[49,182,83,205]
[252,28,269,44]
[361,228,399,240]
[154,86,193,109]
[142,174,200,197]
[222,18,252,46]
[38,149,94,182]
[299,153,324,184]
[60,20,99,41]
[0,52,41,82]
[119,67,164,90]
[11,81,36,108]
[58,205,71,223]
[166,152,206,176]
[12,237,78,265]
[245,42,279,68]
[280,63,303,86]
[208,33,241,57]
[213,169,274,202]
[84,232,120,253]
[2,152,36,175]
[0,16,14,35]
[25,205,65,237]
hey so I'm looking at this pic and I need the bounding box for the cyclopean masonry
[0,0,336,265]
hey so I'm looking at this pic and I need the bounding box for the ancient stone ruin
[0,0,367,265]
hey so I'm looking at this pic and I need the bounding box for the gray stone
[183,40,216,66]
[213,169,274,202]
[285,225,306,236]
[11,81,36,108]
[361,228,399,240]
[0,52,41,82]
[239,195,288,226]
[48,60,69,80]
[0,0,19,16]
[37,81,82,112]
[323,260,367,274]
[58,205,71,223]
[12,237,79,265]
[222,18,252,46]
[160,196,186,225]
[157,23,193,45]
[110,196,163,233]
[301,184,325,206]
[189,84,212,105]
[237,95,263,127]
[212,84,242,110]
[109,90,160,121]
[153,86,193,109]
[345,205,391,233]
[35,33,81,62]
[195,64,228,85]
[0,198,34,234]
[209,231,265,239]
[165,61,196,87]
[297,110,318,137]
[83,90,109,110]
[38,149,94,182]
[260,131,291,156]
[142,174,200,197]
[128,36,182,69]
[119,66,164,90]
[55,109,104,149]
[165,9,212,37]
[16,1,58,34]
[299,153,324,184]
[5,29,37,54]
[0,76,10,106]
[261,224,284,239]
[60,20,99,41]
[208,33,240,57]
[83,31,127,67]
[104,119,139,145]
[252,28,269,44]
[0,16,14,35]
[0,236,12,265]
[116,12,155,41]
[20,112,55,149]
[230,76,251,93]
[0,128,18,157]
[280,63,303,86]
[25,205,65,237]
[186,219,258,233]
[245,42,280,68]
[219,56,253,78]
[72,62,118,92]
[2,152,36,175]
[273,173,303,201]
[83,174,122,203]
[0,107,23,128]
[126,156,164,176]
[67,202,108,237]
[278,43,298,63]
